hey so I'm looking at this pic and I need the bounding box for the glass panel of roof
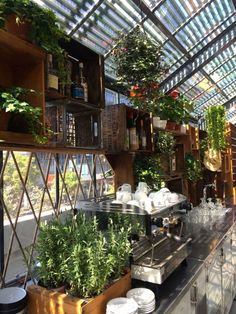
[173,0,235,53]
[142,0,163,10]
[203,45,236,73]
[143,20,167,43]
[155,0,194,34]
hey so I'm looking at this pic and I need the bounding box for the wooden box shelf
[0,29,45,145]
[103,104,152,153]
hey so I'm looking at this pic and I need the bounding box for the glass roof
[33,0,236,119]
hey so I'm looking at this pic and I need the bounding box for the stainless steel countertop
[132,208,236,313]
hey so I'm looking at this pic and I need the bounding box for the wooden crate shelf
[27,272,131,314]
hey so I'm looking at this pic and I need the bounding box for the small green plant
[184,153,202,182]
[205,105,226,151]
[0,87,53,144]
[133,153,164,190]
[155,131,176,155]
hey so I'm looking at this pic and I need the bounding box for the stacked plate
[106,297,138,314]
[126,288,156,313]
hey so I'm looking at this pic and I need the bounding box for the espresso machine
[77,194,192,285]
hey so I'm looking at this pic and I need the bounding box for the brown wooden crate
[102,104,127,152]
[27,272,131,314]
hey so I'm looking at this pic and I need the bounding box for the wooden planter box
[27,272,131,314]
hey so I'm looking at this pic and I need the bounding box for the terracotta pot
[175,123,181,131]
[0,111,11,131]
[166,121,176,131]
[5,14,30,41]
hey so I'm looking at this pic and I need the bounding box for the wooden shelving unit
[0,29,105,150]
[0,29,45,144]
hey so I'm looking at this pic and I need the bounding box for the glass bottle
[139,119,147,150]
[47,54,58,91]
[128,112,138,150]
[79,62,88,102]
[71,62,84,100]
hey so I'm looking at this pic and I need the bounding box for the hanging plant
[205,105,226,151]
[112,26,168,110]
[184,153,202,182]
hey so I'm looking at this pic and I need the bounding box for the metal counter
[132,208,236,313]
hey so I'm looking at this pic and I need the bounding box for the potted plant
[28,212,132,314]
[33,215,73,289]
[0,87,52,144]
[152,93,193,130]
[0,0,67,85]
[112,26,168,111]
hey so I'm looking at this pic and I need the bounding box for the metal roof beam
[131,0,234,101]
[159,23,236,91]
[131,0,188,55]
[167,12,235,76]
[183,52,236,98]
[195,77,236,111]
[69,0,105,36]
[192,66,236,101]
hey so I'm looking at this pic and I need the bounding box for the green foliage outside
[3,153,51,217]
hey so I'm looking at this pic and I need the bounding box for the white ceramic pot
[152,116,160,128]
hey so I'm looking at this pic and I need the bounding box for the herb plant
[205,105,226,151]
[35,215,74,288]
[36,212,132,298]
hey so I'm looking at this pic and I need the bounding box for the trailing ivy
[205,105,226,151]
